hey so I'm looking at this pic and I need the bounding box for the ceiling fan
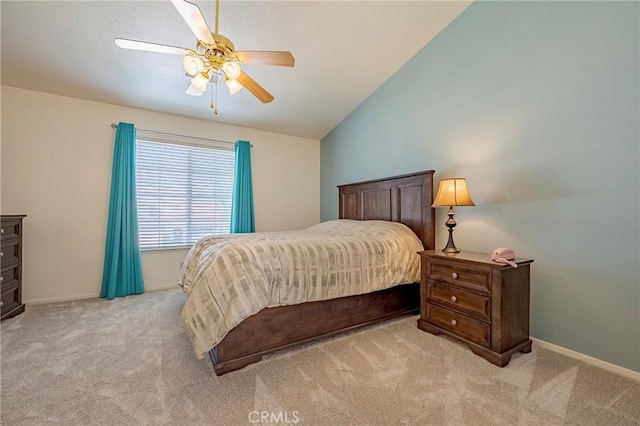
[115,0,294,104]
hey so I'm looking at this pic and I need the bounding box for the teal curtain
[230,140,255,233]
[100,122,144,299]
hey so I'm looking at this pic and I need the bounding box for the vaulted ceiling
[1,1,471,139]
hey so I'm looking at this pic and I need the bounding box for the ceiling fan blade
[171,0,215,46]
[236,51,295,67]
[236,71,274,103]
[115,38,188,55]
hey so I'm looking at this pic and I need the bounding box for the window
[136,137,235,249]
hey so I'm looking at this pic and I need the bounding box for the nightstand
[417,250,533,367]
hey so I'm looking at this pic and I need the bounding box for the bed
[180,170,435,375]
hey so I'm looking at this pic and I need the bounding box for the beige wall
[1,86,320,303]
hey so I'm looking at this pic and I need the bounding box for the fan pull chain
[215,79,219,115]
[210,82,214,112]
[210,80,219,115]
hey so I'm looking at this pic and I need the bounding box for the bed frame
[209,170,435,375]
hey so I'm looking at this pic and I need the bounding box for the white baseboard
[531,337,639,381]
[146,284,181,293]
[25,293,99,305]
[24,285,179,305]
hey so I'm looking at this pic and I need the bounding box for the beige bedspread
[179,219,423,359]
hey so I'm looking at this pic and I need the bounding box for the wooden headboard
[337,170,435,250]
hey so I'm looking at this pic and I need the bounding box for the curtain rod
[110,123,244,146]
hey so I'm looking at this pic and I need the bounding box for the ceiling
[1,1,471,140]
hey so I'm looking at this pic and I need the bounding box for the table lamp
[432,178,475,253]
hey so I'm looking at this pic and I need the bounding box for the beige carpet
[1,289,638,426]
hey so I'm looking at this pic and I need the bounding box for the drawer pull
[451,272,458,279]
[450,295,457,302]
[0,277,3,282]
[0,252,3,257]
[0,301,3,307]
[0,228,4,234]
[450,319,458,326]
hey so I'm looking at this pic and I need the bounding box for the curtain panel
[230,140,255,233]
[100,122,144,299]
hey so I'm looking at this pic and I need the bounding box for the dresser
[417,250,533,367]
[1,215,26,320]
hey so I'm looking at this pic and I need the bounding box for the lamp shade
[185,82,205,96]
[191,72,210,92]
[221,61,241,80]
[226,78,243,95]
[183,55,204,77]
[432,178,475,207]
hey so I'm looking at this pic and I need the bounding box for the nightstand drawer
[427,257,491,294]
[428,282,490,321]
[426,304,490,348]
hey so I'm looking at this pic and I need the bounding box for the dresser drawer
[426,303,490,348]
[427,257,491,294]
[1,285,21,315]
[428,282,490,321]
[0,219,21,242]
[1,264,18,290]
[0,241,20,266]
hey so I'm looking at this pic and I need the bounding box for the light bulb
[226,78,243,95]
[183,55,204,77]
[191,72,210,92]
[221,61,241,80]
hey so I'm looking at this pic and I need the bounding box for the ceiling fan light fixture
[116,0,294,107]
[183,55,204,77]
[221,60,241,80]
[191,72,210,92]
[226,78,243,95]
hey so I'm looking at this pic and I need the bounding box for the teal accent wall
[321,1,639,371]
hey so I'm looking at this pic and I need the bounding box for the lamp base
[442,246,461,254]
[442,207,461,253]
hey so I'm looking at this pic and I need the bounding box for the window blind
[136,139,235,249]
